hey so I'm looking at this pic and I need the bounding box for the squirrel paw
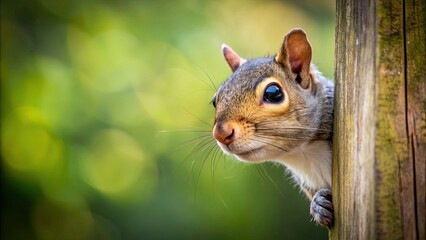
[310,188,334,229]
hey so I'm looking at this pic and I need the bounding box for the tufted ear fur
[275,29,312,89]
[222,43,246,72]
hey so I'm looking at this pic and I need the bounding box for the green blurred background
[1,0,335,239]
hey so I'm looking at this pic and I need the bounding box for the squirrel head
[212,29,325,163]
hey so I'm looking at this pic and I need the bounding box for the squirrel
[211,29,334,228]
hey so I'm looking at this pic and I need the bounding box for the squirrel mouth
[216,141,265,161]
[234,147,263,158]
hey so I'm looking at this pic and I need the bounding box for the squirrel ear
[222,43,246,72]
[275,29,312,89]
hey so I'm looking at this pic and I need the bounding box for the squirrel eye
[211,96,216,108]
[263,84,284,103]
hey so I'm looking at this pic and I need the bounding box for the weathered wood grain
[404,0,426,239]
[331,0,425,239]
[332,0,377,238]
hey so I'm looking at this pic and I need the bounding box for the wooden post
[332,0,425,239]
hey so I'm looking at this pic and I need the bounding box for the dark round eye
[211,96,216,108]
[263,84,284,103]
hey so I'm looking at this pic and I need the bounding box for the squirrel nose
[213,123,235,145]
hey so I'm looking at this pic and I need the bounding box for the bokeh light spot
[1,107,64,174]
[68,27,142,93]
[80,129,157,198]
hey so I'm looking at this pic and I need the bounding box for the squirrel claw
[310,188,334,229]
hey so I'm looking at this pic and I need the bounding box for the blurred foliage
[1,0,335,239]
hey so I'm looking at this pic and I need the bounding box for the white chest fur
[274,140,332,192]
